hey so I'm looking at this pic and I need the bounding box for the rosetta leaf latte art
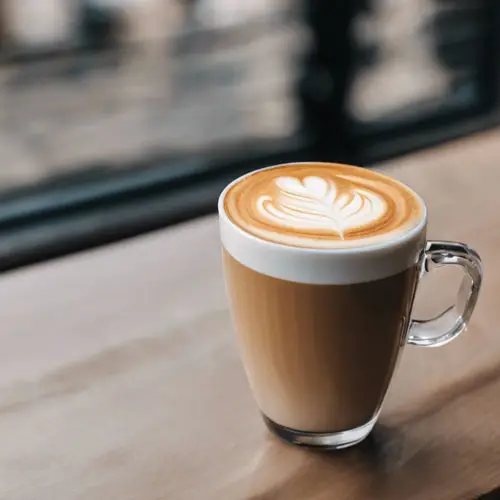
[256,176,387,239]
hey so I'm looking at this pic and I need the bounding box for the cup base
[263,414,378,450]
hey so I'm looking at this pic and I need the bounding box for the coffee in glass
[219,162,482,449]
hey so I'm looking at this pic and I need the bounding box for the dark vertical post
[79,0,123,53]
[481,0,500,112]
[297,0,360,162]
[0,0,6,52]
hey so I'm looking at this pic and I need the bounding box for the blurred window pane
[0,0,499,269]
[349,0,488,130]
[0,0,304,192]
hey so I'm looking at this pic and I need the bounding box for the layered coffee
[224,250,418,432]
[224,162,423,249]
[220,162,427,435]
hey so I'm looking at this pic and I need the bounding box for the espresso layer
[224,163,424,249]
[223,250,419,432]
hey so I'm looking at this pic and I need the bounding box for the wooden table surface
[1,130,500,500]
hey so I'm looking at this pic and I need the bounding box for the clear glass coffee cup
[219,162,483,449]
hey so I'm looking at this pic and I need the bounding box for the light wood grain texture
[1,129,500,499]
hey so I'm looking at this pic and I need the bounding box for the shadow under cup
[219,167,482,450]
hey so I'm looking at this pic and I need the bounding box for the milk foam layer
[224,163,424,249]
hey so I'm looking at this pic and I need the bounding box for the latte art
[257,175,387,240]
[223,163,424,249]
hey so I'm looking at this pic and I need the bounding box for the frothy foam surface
[223,163,424,249]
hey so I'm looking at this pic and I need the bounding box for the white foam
[219,165,428,285]
[256,176,387,240]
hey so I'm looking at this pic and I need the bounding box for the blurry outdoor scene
[0,0,299,189]
[0,0,497,267]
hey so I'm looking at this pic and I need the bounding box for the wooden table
[1,130,500,500]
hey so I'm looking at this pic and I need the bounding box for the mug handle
[408,241,483,348]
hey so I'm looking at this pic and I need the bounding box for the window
[0,0,499,270]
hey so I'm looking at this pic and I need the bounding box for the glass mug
[219,163,483,449]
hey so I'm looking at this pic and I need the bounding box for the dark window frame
[0,0,499,272]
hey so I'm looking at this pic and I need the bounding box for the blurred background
[0,0,499,270]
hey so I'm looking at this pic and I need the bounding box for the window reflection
[0,0,302,191]
[349,0,486,128]
[350,0,451,122]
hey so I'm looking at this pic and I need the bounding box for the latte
[219,162,482,449]
[224,163,424,249]
[223,249,419,433]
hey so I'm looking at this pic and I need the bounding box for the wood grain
[1,129,500,499]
